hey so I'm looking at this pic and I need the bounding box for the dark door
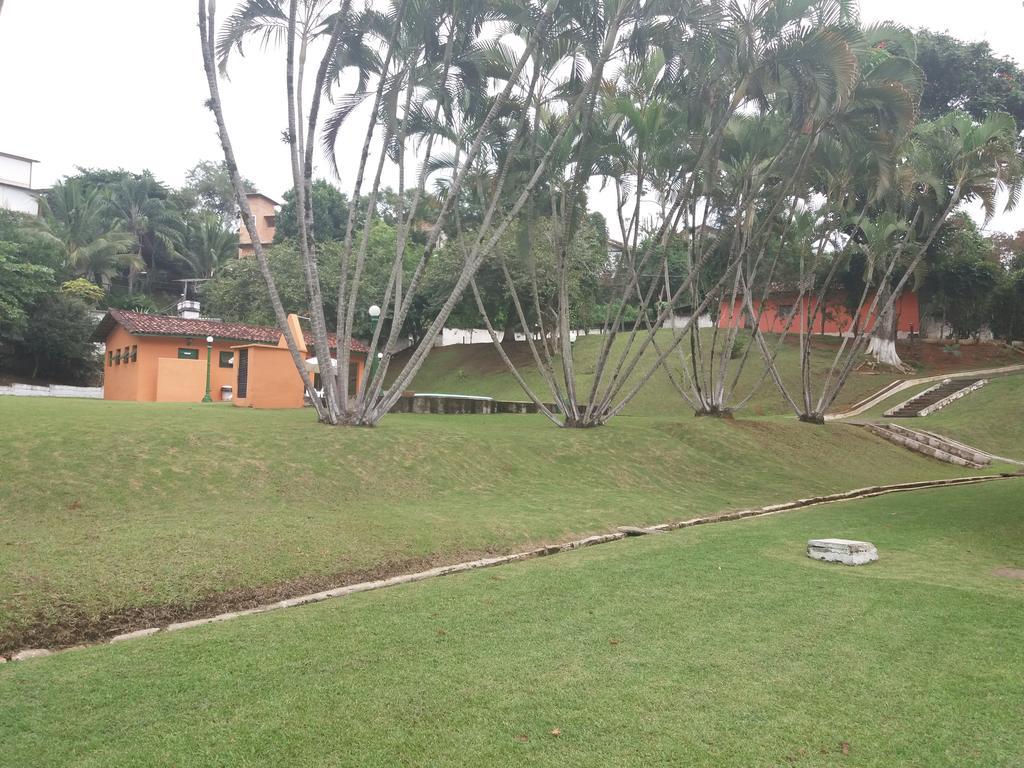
[236,349,249,398]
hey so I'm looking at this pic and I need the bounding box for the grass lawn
[2,479,1022,767]
[0,397,976,653]
[917,374,1024,461]
[397,331,1022,418]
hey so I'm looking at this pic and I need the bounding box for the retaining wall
[0,383,103,399]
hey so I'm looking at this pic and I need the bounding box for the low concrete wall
[0,383,103,399]
[388,394,590,416]
[390,394,497,414]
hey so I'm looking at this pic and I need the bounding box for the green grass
[398,331,1021,418]
[0,397,974,652]
[917,374,1024,461]
[2,479,1022,767]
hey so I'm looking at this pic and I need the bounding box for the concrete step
[863,423,988,469]
[885,378,987,418]
[879,423,991,466]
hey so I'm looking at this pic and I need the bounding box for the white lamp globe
[368,305,381,318]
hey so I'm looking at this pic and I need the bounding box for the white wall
[0,383,103,399]
[0,183,38,215]
[435,328,586,346]
[661,313,714,330]
[0,155,32,187]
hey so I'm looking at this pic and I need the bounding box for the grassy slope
[397,332,1021,417]
[3,480,1022,767]
[920,374,1024,460]
[0,397,972,652]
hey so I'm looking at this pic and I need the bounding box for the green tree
[106,175,184,292]
[31,179,138,285]
[179,212,239,278]
[990,268,1024,341]
[991,229,1024,271]
[204,245,315,327]
[274,180,352,243]
[0,243,54,334]
[0,210,61,364]
[915,29,1024,131]
[177,160,255,226]
[9,294,101,384]
[922,214,1001,338]
[59,278,106,306]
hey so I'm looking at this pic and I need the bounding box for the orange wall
[718,292,921,335]
[102,323,368,408]
[232,345,304,409]
[232,345,367,409]
[155,358,206,402]
[103,327,243,403]
[238,195,277,255]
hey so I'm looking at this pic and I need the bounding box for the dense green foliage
[0,163,250,383]
[916,29,1024,131]
[274,180,352,243]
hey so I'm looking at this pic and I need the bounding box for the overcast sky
[2,0,1023,233]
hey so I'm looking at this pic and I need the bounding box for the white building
[0,151,40,215]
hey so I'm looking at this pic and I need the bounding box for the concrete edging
[918,378,988,417]
[3,472,1020,663]
[826,364,1024,421]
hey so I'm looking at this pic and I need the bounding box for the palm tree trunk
[866,302,904,368]
[198,0,326,421]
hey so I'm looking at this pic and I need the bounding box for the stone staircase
[884,378,987,418]
[863,422,991,469]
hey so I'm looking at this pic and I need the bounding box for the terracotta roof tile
[92,309,368,353]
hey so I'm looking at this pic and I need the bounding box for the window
[265,215,276,228]
[178,348,199,360]
[219,351,234,368]
[130,345,138,363]
[776,304,795,319]
[114,349,121,365]
[108,351,113,367]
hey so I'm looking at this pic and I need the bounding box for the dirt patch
[0,548,509,656]
[992,566,1024,580]
[896,342,1021,373]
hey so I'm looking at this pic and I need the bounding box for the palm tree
[31,179,138,287]
[864,110,1023,369]
[106,176,182,293]
[180,213,238,278]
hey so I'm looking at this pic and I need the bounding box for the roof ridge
[95,309,368,353]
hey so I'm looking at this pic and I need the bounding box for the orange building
[718,290,921,337]
[92,309,368,408]
[238,192,279,257]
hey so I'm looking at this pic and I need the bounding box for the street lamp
[368,305,382,383]
[202,335,214,403]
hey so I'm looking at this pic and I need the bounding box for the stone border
[825,364,1024,421]
[882,379,947,417]
[862,423,987,468]
[4,473,1020,663]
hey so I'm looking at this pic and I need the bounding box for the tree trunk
[867,304,905,369]
[500,306,519,347]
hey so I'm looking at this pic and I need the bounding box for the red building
[718,291,921,336]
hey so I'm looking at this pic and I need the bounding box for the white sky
[1,0,1023,232]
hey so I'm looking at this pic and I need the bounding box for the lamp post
[202,335,214,402]
[367,305,383,385]
[368,305,381,384]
